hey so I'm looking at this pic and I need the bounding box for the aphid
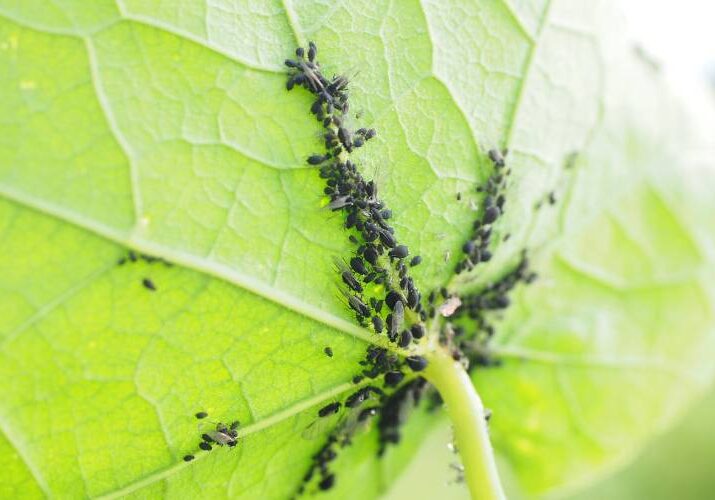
[363,246,379,265]
[183,455,194,462]
[307,41,317,62]
[338,127,352,149]
[488,148,505,167]
[353,375,364,384]
[346,294,370,317]
[406,355,428,371]
[318,402,341,417]
[407,289,419,310]
[350,257,368,275]
[199,442,212,451]
[456,192,461,201]
[307,154,327,165]
[324,346,333,357]
[390,301,404,337]
[364,129,376,140]
[388,245,409,259]
[345,388,369,408]
[310,99,322,115]
[384,371,404,387]
[142,278,156,291]
[410,324,425,339]
[379,229,396,248]
[462,240,475,254]
[548,191,557,205]
[208,422,239,446]
[398,329,412,348]
[341,271,363,293]
[295,47,305,58]
[385,290,404,310]
[483,205,500,224]
[372,316,384,334]
[201,433,213,443]
[318,474,335,491]
[195,412,208,419]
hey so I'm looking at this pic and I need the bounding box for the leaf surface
[0,1,714,498]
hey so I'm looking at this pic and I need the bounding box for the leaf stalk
[423,349,506,500]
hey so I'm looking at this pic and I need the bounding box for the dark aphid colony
[116,250,173,267]
[450,252,537,368]
[285,41,436,494]
[284,41,543,497]
[182,416,241,461]
[454,149,510,275]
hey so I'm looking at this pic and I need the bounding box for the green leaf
[0,1,714,499]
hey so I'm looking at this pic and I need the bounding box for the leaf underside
[0,1,714,499]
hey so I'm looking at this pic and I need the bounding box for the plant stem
[423,348,506,500]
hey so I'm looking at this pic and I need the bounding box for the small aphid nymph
[318,402,341,417]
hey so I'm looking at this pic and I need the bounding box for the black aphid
[324,346,333,357]
[385,290,404,310]
[142,278,156,291]
[389,245,409,259]
[406,355,428,371]
[347,295,370,317]
[201,433,213,443]
[307,154,328,165]
[410,324,425,339]
[195,412,208,419]
[409,255,422,267]
[483,205,500,224]
[183,455,194,462]
[199,442,212,451]
[398,329,412,348]
[307,41,317,62]
[350,257,368,275]
[318,402,341,417]
[384,371,404,387]
[372,316,384,334]
[318,474,335,491]
[488,148,505,167]
[341,271,363,293]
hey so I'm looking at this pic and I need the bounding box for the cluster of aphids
[182,411,239,462]
[287,41,433,495]
[116,250,173,292]
[450,253,536,367]
[454,149,510,274]
[286,43,428,354]
[299,386,383,495]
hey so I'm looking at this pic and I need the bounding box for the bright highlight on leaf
[0,1,714,499]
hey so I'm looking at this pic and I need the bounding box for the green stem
[424,349,506,500]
